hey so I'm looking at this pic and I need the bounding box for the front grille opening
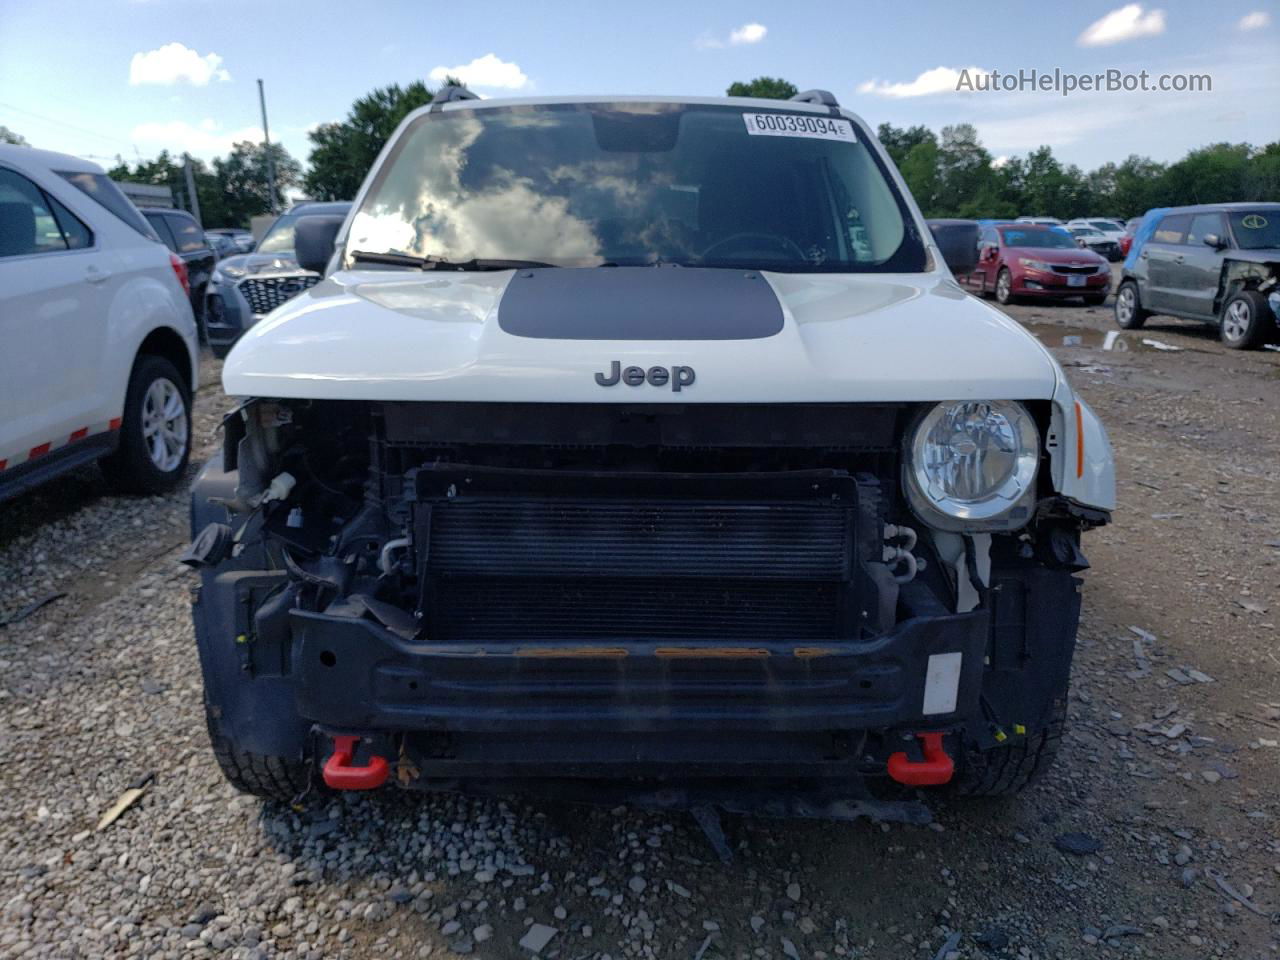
[239,275,320,314]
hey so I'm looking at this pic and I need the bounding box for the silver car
[204,201,350,357]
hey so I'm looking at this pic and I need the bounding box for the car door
[164,212,215,314]
[0,166,106,467]
[1139,213,1190,313]
[1173,212,1228,319]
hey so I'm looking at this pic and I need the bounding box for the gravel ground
[2,285,1279,960]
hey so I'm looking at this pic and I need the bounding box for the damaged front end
[187,397,1103,802]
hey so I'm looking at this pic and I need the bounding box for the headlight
[1018,258,1052,272]
[904,400,1040,532]
[214,264,247,281]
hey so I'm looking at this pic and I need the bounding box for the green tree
[1158,143,1253,207]
[725,77,798,100]
[303,81,438,200]
[214,141,302,224]
[876,123,935,169]
[899,138,940,214]
[1247,142,1280,200]
[934,124,996,217]
[0,125,27,145]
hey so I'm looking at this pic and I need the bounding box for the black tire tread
[951,695,1067,797]
[206,706,309,802]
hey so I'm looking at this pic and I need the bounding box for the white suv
[0,145,198,501]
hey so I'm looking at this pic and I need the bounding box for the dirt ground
[1,276,1278,960]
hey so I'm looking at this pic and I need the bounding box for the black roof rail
[789,89,840,107]
[434,84,481,104]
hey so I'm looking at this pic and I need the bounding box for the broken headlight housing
[903,400,1039,532]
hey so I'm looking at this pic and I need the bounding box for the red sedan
[964,224,1111,305]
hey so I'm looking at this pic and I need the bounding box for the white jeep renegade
[186,89,1115,806]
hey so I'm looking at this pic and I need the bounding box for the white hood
[222,268,1061,403]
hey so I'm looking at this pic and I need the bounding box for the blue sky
[1,0,1276,176]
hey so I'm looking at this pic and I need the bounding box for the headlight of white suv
[214,264,248,281]
[903,400,1040,532]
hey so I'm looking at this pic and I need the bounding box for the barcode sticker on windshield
[743,113,855,142]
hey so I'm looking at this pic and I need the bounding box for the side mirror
[1202,233,1226,250]
[926,219,980,276]
[294,215,346,275]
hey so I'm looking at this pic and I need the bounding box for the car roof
[0,143,104,174]
[1158,202,1280,215]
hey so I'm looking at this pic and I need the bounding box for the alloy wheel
[141,377,188,473]
[1222,299,1251,343]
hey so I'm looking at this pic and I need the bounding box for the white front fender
[1048,383,1116,512]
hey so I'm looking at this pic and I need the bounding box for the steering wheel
[700,232,808,262]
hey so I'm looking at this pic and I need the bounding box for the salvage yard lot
[2,296,1278,960]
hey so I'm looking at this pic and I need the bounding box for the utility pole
[257,78,279,214]
[183,153,202,226]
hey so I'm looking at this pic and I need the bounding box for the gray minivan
[1114,202,1280,349]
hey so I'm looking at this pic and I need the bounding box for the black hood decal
[497,266,785,340]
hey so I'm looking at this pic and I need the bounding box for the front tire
[995,268,1015,305]
[206,701,311,802]
[1113,280,1148,329]
[951,693,1067,796]
[100,355,192,494]
[1220,290,1270,350]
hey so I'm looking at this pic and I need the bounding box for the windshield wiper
[350,250,557,271]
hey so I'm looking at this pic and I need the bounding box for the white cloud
[697,22,767,49]
[131,119,262,158]
[856,65,989,99]
[729,23,767,45]
[427,54,528,90]
[1077,4,1166,47]
[129,43,230,86]
[1238,10,1270,31]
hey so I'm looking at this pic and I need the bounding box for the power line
[0,100,134,149]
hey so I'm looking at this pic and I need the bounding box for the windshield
[346,102,925,272]
[1088,220,1119,231]
[1228,209,1280,250]
[1000,228,1077,249]
[256,213,301,254]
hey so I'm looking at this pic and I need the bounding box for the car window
[57,171,158,240]
[1227,210,1280,250]
[1089,220,1119,231]
[1152,214,1190,244]
[145,212,177,251]
[166,213,207,253]
[1185,213,1226,247]
[349,102,925,272]
[998,228,1077,249]
[47,193,93,249]
[0,167,71,257]
[256,213,300,254]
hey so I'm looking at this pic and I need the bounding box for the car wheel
[1114,280,1148,329]
[1219,290,1269,350]
[100,355,192,494]
[995,268,1015,305]
[1083,294,1107,307]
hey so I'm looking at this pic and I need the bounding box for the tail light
[169,253,190,297]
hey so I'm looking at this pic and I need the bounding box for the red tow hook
[322,734,390,790]
[887,732,954,787]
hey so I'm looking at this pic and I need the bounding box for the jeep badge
[594,361,695,392]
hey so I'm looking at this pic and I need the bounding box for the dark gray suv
[1115,202,1280,349]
